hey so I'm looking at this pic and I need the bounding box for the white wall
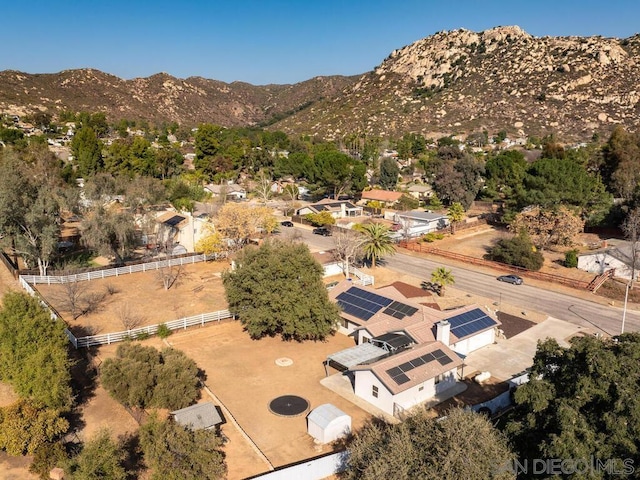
[308,418,351,444]
[354,370,395,415]
[323,263,343,277]
[353,368,458,416]
[452,329,495,356]
[578,252,632,280]
[392,369,457,413]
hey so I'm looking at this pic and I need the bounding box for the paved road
[288,226,640,336]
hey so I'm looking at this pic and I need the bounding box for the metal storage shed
[307,403,351,444]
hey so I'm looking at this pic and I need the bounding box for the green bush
[485,234,544,271]
[564,249,579,268]
[135,331,150,341]
[421,233,445,243]
[157,323,172,339]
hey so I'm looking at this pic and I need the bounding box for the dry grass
[36,261,230,336]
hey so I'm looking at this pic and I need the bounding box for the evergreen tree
[223,240,339,340]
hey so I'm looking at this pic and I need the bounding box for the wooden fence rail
[399,241,591,290]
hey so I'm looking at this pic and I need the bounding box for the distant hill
[0,69,356,128]
[2,26,640,141]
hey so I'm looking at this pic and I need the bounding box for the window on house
[372,385,379,398]
[418,385,424,391]
[435,374,444,384]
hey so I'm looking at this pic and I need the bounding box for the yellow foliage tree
[195,222,224,256]
[216,203,277,250]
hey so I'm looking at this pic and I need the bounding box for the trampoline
[269,395,309,417]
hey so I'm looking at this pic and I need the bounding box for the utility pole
[622,281,630,335]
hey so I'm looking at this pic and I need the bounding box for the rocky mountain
[274,26,640,141]
[2,26,640,141]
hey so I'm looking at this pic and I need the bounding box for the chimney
[436,320,450,346]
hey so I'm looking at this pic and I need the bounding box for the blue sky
[3,0,639,85]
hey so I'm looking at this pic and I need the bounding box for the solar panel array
[164,215,185,227]
[447,308,497,339]
[336,287,393,321]
[385,348,453,385]
[383,300,419,319]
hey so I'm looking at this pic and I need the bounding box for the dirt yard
[91,323,373,479]
[36,261,230,336]
[431,226,596,283]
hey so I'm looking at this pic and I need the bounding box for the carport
[324,343,388,376]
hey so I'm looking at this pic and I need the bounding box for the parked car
[497,274,523,285]
[280,220,294,227]
[312,227,332,236]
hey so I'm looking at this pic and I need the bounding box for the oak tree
[139,414,226,480]
[223,240,340,340]
[343,408,514,480]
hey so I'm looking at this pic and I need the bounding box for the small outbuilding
[171,402,224,431]
[307,403,351,444]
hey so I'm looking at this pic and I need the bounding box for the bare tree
[55,280,106,319]
[332,228,366,279]
[116,302,145,331]
[155,263,185,290]
[56,280,88,320]
[254,170,273,205]
[621,207,640,283]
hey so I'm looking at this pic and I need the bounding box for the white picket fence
[17,256,234,348]
[350,267,374,286]
[21,253,210,285]
[74,309,233,348]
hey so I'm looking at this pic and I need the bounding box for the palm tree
[355,222,396,269]
[431,267,455,296]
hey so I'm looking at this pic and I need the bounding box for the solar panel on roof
[447,308,498,339]
[382,300,419,320]
[164,215,185,227]
[336,287,393,321]
[385,348,456,385]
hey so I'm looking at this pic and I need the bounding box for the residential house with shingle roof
[325,281,500,417]
[360,189,404,207]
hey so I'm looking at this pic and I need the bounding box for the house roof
[307,403,350,428]
[361,189,403,203]
[330,281,498,345]
[171,402,223,430]
[352,341,462,395]
[205,183,246,194]
[156,211,188,228]
[311,250,339,266]
[406,184,432,193]
[304,200,360,213]
[383,281,433,300]
[396,210,447,222]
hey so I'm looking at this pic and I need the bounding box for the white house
[326,281,500,416]
[155,210,210,253]
[351,341,462,417]
[204,183,247,201]
[296,199,363,219]
[578,243,638,281]
[405,184,433,201]
[393,210,449,237]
